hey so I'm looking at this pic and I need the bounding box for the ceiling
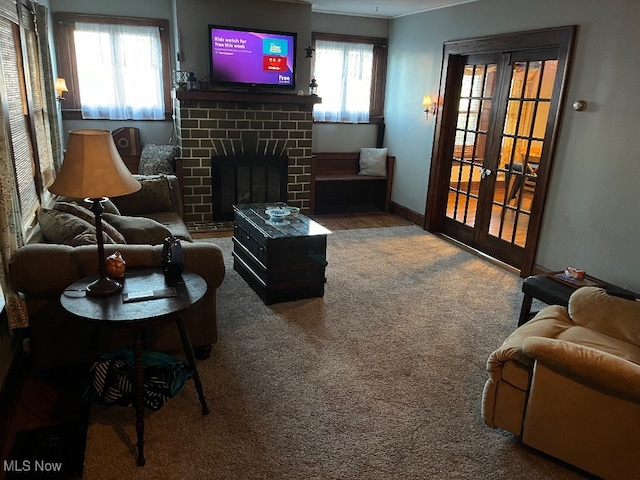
[287,0,478,19]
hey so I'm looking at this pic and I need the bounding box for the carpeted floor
[83,226,587,479]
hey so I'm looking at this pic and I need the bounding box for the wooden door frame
[424,26,576,276]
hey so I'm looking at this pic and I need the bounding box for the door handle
[480,168,493,179]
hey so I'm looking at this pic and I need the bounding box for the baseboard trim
[390,201,425,227]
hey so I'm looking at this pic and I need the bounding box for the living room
[1,0,640,478]
[48,0,640,294]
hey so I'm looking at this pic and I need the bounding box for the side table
[518,272,639,326]
[60,268,209,466]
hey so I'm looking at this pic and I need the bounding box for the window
[312,33,387,124]
[53,13,171,120]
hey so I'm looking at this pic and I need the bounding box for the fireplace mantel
[175,90,321,107]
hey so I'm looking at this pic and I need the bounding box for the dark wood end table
[60,268,209,466]
[518,272,639,326]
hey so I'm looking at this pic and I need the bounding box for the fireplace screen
[212,155,288,221]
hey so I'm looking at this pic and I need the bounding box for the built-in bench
[310,152,395,214]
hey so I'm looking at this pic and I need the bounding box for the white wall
[385,0,640,291]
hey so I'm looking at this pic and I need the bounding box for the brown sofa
[482,287,640,479]
[9,174,225,370]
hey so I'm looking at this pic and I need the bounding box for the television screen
[209,25,297,90]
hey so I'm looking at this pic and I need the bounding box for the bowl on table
[265,207,290,224]
[282,205,300,216]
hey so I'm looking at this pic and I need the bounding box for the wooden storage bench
[310,152,395,214]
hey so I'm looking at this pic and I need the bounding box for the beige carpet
[83,226,587,479]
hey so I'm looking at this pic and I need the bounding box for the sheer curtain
[75,23,165,120]
[313,40,373,123]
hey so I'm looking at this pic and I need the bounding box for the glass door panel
[446,63,496,229]
[490,59,557,247]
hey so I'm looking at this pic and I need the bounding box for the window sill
[313,116,384,125]
[61,110,172,121]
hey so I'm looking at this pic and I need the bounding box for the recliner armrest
[486,305,572,382]
[523,336,640,404]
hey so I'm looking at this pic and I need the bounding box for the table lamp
[49,129,141,296]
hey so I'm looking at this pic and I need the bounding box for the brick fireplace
[174,90,320,224]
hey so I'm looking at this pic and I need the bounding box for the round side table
[60,267,209,466]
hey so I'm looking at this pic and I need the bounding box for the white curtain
[313,40,373,123]
[75,23,164,120]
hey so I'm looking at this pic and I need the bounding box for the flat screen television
[208,25,297,90]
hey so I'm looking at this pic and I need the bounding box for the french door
[425,27,575,275]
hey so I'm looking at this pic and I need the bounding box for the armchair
[482,286,640,479]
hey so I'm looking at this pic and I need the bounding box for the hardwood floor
[310,211,412,230]
[190,211,413,239]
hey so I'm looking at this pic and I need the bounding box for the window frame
[311,32,387,124]
[53,12,172,120]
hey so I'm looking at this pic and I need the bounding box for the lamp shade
[49,129,141,198]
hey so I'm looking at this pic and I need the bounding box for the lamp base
[86,276,123,297]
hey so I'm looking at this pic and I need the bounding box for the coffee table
[60,268,209,466]
[232,204,331,304]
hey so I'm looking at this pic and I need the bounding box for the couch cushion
[53,202,126,244]
[556,325,640,365]
[144,212,193,242]
[102,213,172,245]
[56,196,120,215]
[138,143,178,175]
[111,176,173,215]
[37,209,119,246]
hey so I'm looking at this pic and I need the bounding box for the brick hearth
[174,91,320,224]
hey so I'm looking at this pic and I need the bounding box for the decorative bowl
[265,208,290,223]
[282,205,300,216]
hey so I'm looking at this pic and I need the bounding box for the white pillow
[359,148,388,177]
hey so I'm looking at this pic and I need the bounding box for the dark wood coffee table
[60,268,209,466]
[232,204,331,304]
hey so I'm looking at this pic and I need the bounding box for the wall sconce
[422,94,437,120]
[55,78,68,102]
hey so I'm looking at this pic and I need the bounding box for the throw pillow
[103,213,173,245]
[53,202,126,244]
[138,143,178,175]
[37,209,119,246]
[56,196,121,215]
[358,148,388,177]
[110,176,173,216]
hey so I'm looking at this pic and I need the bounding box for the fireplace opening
[211,155,288,221]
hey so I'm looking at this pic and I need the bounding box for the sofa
[9,174,225,370]
[482,286,640,479]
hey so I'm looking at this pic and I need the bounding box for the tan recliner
[482,286,640,479]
